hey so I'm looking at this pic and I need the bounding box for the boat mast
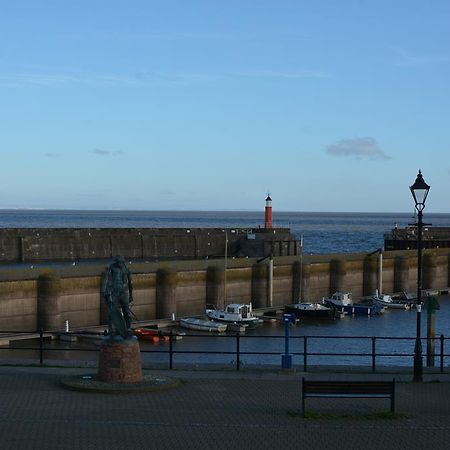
[224,230,228,304]
[378,250,383,295]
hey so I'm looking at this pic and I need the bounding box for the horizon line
[0,208,448,215]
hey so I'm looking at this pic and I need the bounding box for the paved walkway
[1,366,450,449]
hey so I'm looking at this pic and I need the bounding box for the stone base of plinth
[97,337,142,383]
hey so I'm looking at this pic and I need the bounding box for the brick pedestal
[97,338,143,384]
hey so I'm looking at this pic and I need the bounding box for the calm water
[138,295,450,369]
[2,209,449,369]
[1,209,450,254]
[6,296,450,369]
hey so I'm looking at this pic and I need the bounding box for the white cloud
[326,137,390,160]
[233,69,329,79]
[0,66,328,89]
[92,148,123,156]
[0,72,145,88]
[391,46,449,67]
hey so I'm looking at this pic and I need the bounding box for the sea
[2,209,450,369]
[1,209,450,255]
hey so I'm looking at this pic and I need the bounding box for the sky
[1,0,449,213]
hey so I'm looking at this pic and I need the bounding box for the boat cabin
[329,292,353,306]
[226,304,252,318]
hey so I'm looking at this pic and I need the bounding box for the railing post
[236,333,240,371]
[440,334,444,373]
[39,328,44,365]
[169,330,173,369]
[303,336,308,372]
[372,337,376,373]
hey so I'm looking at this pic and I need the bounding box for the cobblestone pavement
[1,367,449,450]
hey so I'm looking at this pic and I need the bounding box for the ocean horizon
[1,209,449,255]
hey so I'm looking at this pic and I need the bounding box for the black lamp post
[409,170,430,382]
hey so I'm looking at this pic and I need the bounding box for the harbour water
[1,209,450,369]
[1,209,450,254]
[6,295,450,370]
[139,294,450,369]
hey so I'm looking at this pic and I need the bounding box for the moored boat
[372,290,410,310]
[324,292,383,316]
[284,302,336,320]
[206,303,262,327]
[391,291,417,305]
[179,317,227,332]
[133,328,169,343]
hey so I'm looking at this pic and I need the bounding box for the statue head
[113,255,125,265]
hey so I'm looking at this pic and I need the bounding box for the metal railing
[1,329,449,373]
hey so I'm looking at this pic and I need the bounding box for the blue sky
[1,0,449,212]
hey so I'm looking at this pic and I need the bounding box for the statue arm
[101,268,111,299]
[127,270,133,303]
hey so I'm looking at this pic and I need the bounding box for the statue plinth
[97,337,142,384]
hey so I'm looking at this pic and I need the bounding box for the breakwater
[0,227,299,262]
[1,248,450,332]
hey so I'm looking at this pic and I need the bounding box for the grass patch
[288,410,410,420]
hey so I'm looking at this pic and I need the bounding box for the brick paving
[0,367,450,449]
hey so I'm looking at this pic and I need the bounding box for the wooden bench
[302,378,395,415]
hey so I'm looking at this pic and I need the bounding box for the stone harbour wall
[0,227,299,263]
[0,248,449,332]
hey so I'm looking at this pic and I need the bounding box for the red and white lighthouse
[264,194,273,229]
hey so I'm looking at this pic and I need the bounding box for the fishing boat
[207,234,263,329]
[179,317,227,332]
[206,303,262,327]
[371,290,410,310]
[324,292,384,316]
[391,291,417,304]
[284,302,336,320]
[133,328,169,343]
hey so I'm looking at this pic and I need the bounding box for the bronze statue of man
[101,255,134,339]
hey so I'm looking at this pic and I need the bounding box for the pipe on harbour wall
[37,273,62,330]
[156,267,178,320]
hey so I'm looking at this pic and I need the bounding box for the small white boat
[179,317,227,332]
[206,303,261,327]
[372,290,410,310]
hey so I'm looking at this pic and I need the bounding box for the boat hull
[206,303,262,328]
[179,318,227,332]
[133,328,169,343]
[206,311,260,327]
[207,316,261,327]
[284,304,336,320]
[325,301,383,316]
[372,299,410,310]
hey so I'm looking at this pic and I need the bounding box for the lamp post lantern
[409,169,430,382]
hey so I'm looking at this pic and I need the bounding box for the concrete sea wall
[1,248,449,332]
[0,227,299,262]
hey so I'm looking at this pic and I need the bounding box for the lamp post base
[413,338,423,382]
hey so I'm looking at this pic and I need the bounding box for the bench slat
[302,378,395,415]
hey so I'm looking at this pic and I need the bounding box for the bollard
[303,336,308,371]
[281,313,296,370]
[39,328,44,365]
[372,337,376,373]
[169,330,173,369]
[236,333,241,371]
